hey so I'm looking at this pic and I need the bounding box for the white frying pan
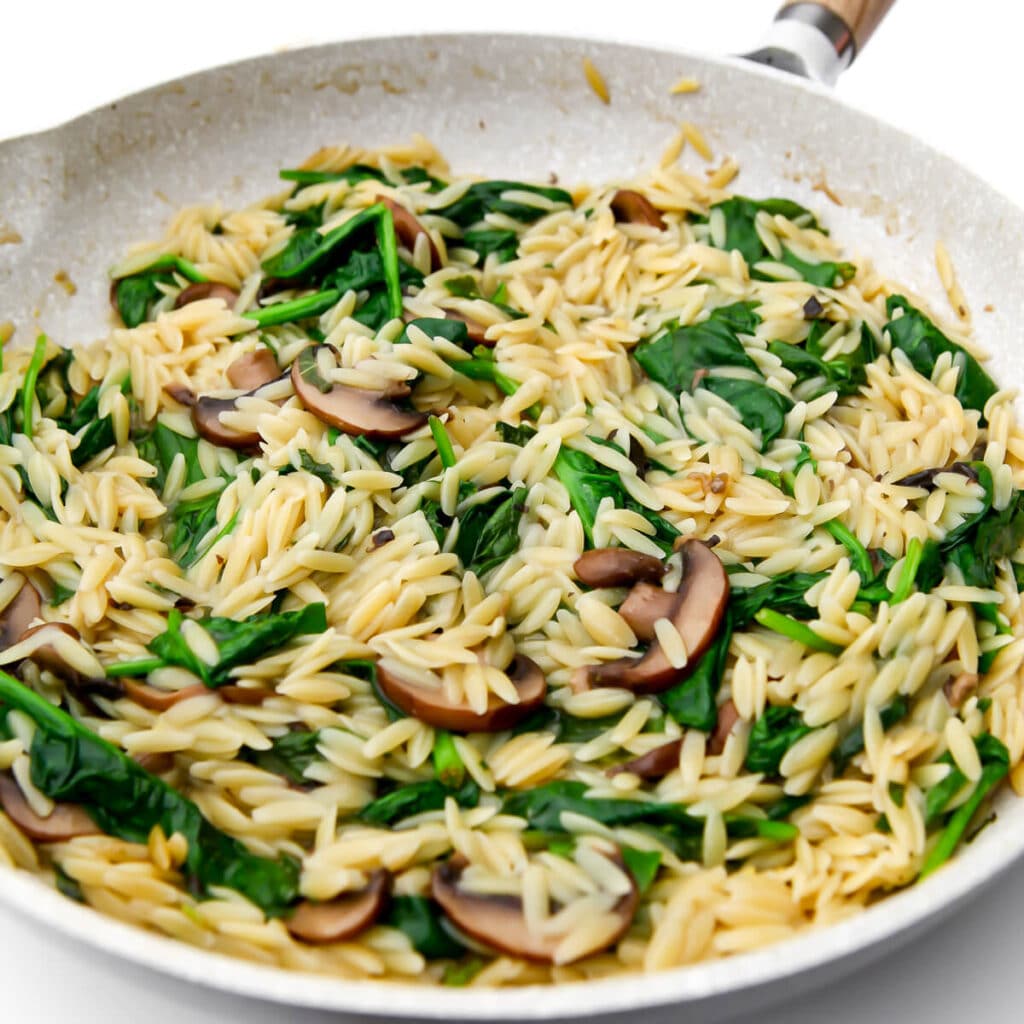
[1,3,1023,1021]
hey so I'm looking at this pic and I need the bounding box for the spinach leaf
[54,864,85,903]
[386,895,466,959]
[700,377,793,448]
[168,484,230,569]
[745,706,813,775]
[144,604,328,688]
[432,730,466,789]
[920,733,1009,878]
[730,572,827,627]
[242,729,320,787]
[279,165,386,187]
[620,846,662,895]
[262,206,382,281]
[462,228,520,262]
[633,302,760,396]
[885,295,997,418]
[831,696,909,774]
[495,421,538,447]
[698,197,852,286]
[398,317,470,348]
[452,487,526,576]
[279,451,338,487]
[359,777,480,826]
[134,422,206,493]
[436,180,572,228]
[553,445,679,555]
[112,255,207,328]
[0,671,299,917]
[56,382,126,468]
[768,320,875,401]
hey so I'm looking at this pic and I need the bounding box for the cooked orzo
[0,130,1022,986]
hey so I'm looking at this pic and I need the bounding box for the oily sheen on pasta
[0,130,1022,987]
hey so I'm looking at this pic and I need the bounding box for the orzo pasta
[0,130,1022,986]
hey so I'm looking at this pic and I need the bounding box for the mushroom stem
[573,549,665,589]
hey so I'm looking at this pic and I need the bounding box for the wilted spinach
[885,295,997,419]
[0,671,299,916]
[435,180,572,227]
[111,255,207,328]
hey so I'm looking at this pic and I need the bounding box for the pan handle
[746,0,896,85]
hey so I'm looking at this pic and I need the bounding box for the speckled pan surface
[0,32,1023,1023]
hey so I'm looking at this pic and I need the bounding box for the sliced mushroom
[379,196,441,270]
[191,396,262,450]
[134,751,176,775]
[286,870,391,944]
[573,548,665,589]
[217,684,269,706]
[376,655,546,733]
[944,672,980,709]
[619,582,677,642]
[291,344,425,438]
[18,623,101,687]
[573,539,729,695]
[610,189,665,229]
[227,349,279,391]
[707,699,740,756]
[432,852,638,964]
[609,738,681,779]
[173,282,240,309]
[163,382,196,407]
[122,679,208,711]
[0,775,100,842]
[0,583,41,648]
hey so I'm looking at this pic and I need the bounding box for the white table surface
[2,1,1024,1020]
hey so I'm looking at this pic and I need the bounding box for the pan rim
[2,29,1023,1019]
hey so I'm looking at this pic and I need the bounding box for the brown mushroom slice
[191,395,262,450]
[134,751,176,775]
[0,775,100,842]
[291,345,426,438]
[0,583,41,648]
[618,582,677,642]
[227,349,279,391]
[944,672,980,709]
[610,189,665,229]
[122,679,208,711]
[573,548,665,589]
[17,622,105,689]
[217,684,269,706]
[707,699,740,756]
[431,852,638,964]
[164,383,197,407]
[376,655,546,733]
[286,870,392,944]
[379,196,441,270]
[609,738,682,779]
[173,281,240,309]
[576,539,729,695]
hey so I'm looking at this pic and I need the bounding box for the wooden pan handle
[780,0,896,56]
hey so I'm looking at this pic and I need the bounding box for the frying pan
[1,3,1024,1020]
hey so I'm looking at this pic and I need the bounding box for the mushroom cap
[227,349,279,391]
[610,189,665,229]
[573,548,665,589]
[609,738,682,779]
[580,539,729,695]
[0,775,101,842]
[376,655,547,733]
[173,282,240,309]
[291,345,426,439]
[379,196,441,270]
[191,395,262,450]
[431,851,638,964]
[286,870,392,944]
[618,582,677,642]
[0,583,41,648]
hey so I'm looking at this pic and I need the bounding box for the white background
[2,1,1024,1021]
